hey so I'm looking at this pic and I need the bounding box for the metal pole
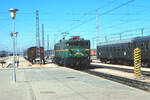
[93,38,95,56]
[36,10,41,64]
[93,39,94,50]
[47,34,49,58]
[42,24,44,63]
[120,33,122,40]
[42,24,44,48]
[9,8,18,83]
[12,19,16,83]
[16,33,18,68]
[141,28,144,37]
[105,36,108,42]
[96,10,99,44]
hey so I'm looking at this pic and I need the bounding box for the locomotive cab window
[68,41,89,46]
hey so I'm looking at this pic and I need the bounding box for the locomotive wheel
[63,61,68,66]
[59,61,63,66]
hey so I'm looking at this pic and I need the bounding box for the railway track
[67,63,150,92]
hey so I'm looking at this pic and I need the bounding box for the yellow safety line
[32,64,41,67]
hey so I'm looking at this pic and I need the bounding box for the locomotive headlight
[124,52,127,56]
[85,49,90,54]
[85,49,90,52]
[69,49,73,55]
[67,43,69,46]
[69,49,73,52]
[99,52,101,55]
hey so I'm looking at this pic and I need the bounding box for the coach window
[101,48,103,51]
[87,42,89,46]
[104,47,106,51]
[146,42,148,50]
[118,48,120,51]
[103,47,105,51]
[128,43,130,49]
[141,42,144,50]
[102,47,104,51]
[134,43,137,48]
[115,47,117,52]
[113,47,115,52]
[107,47,109,51]
[105,47,108,51]
[111,47,113,51]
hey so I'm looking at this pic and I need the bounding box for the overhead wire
[65,0,134,34]
[61,0,117,35]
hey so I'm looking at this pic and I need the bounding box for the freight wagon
[24,47,45,64]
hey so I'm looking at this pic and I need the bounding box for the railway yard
[1,0,150,100]
[0,56,150,100]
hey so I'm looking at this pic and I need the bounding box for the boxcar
[25,47,45,64]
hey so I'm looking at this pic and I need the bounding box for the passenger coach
[97,35,150,66]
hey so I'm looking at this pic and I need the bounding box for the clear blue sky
[0,0,150,52]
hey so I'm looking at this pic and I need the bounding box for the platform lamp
[9,8,18,83]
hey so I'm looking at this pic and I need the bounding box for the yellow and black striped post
[134,48,142,79]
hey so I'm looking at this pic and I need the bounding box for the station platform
[0,65,150,100]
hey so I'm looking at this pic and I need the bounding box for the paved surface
[0,64,150,100]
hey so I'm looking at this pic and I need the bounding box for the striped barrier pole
[134,48,142,79]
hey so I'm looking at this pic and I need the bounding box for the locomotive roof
[97,35,150,47]
[55,39,89,45]
[68,39,90,42]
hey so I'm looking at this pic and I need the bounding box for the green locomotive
[54,36,90,69]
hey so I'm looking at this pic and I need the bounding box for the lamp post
[9,8,18,83]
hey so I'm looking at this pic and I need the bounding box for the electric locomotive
[54,36,90,69]
[97,35,150,66]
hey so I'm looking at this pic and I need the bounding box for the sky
[0,0,150,52]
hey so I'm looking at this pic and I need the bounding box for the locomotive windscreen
[68,41,89,46]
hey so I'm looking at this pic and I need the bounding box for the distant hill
[0,50,8,57]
